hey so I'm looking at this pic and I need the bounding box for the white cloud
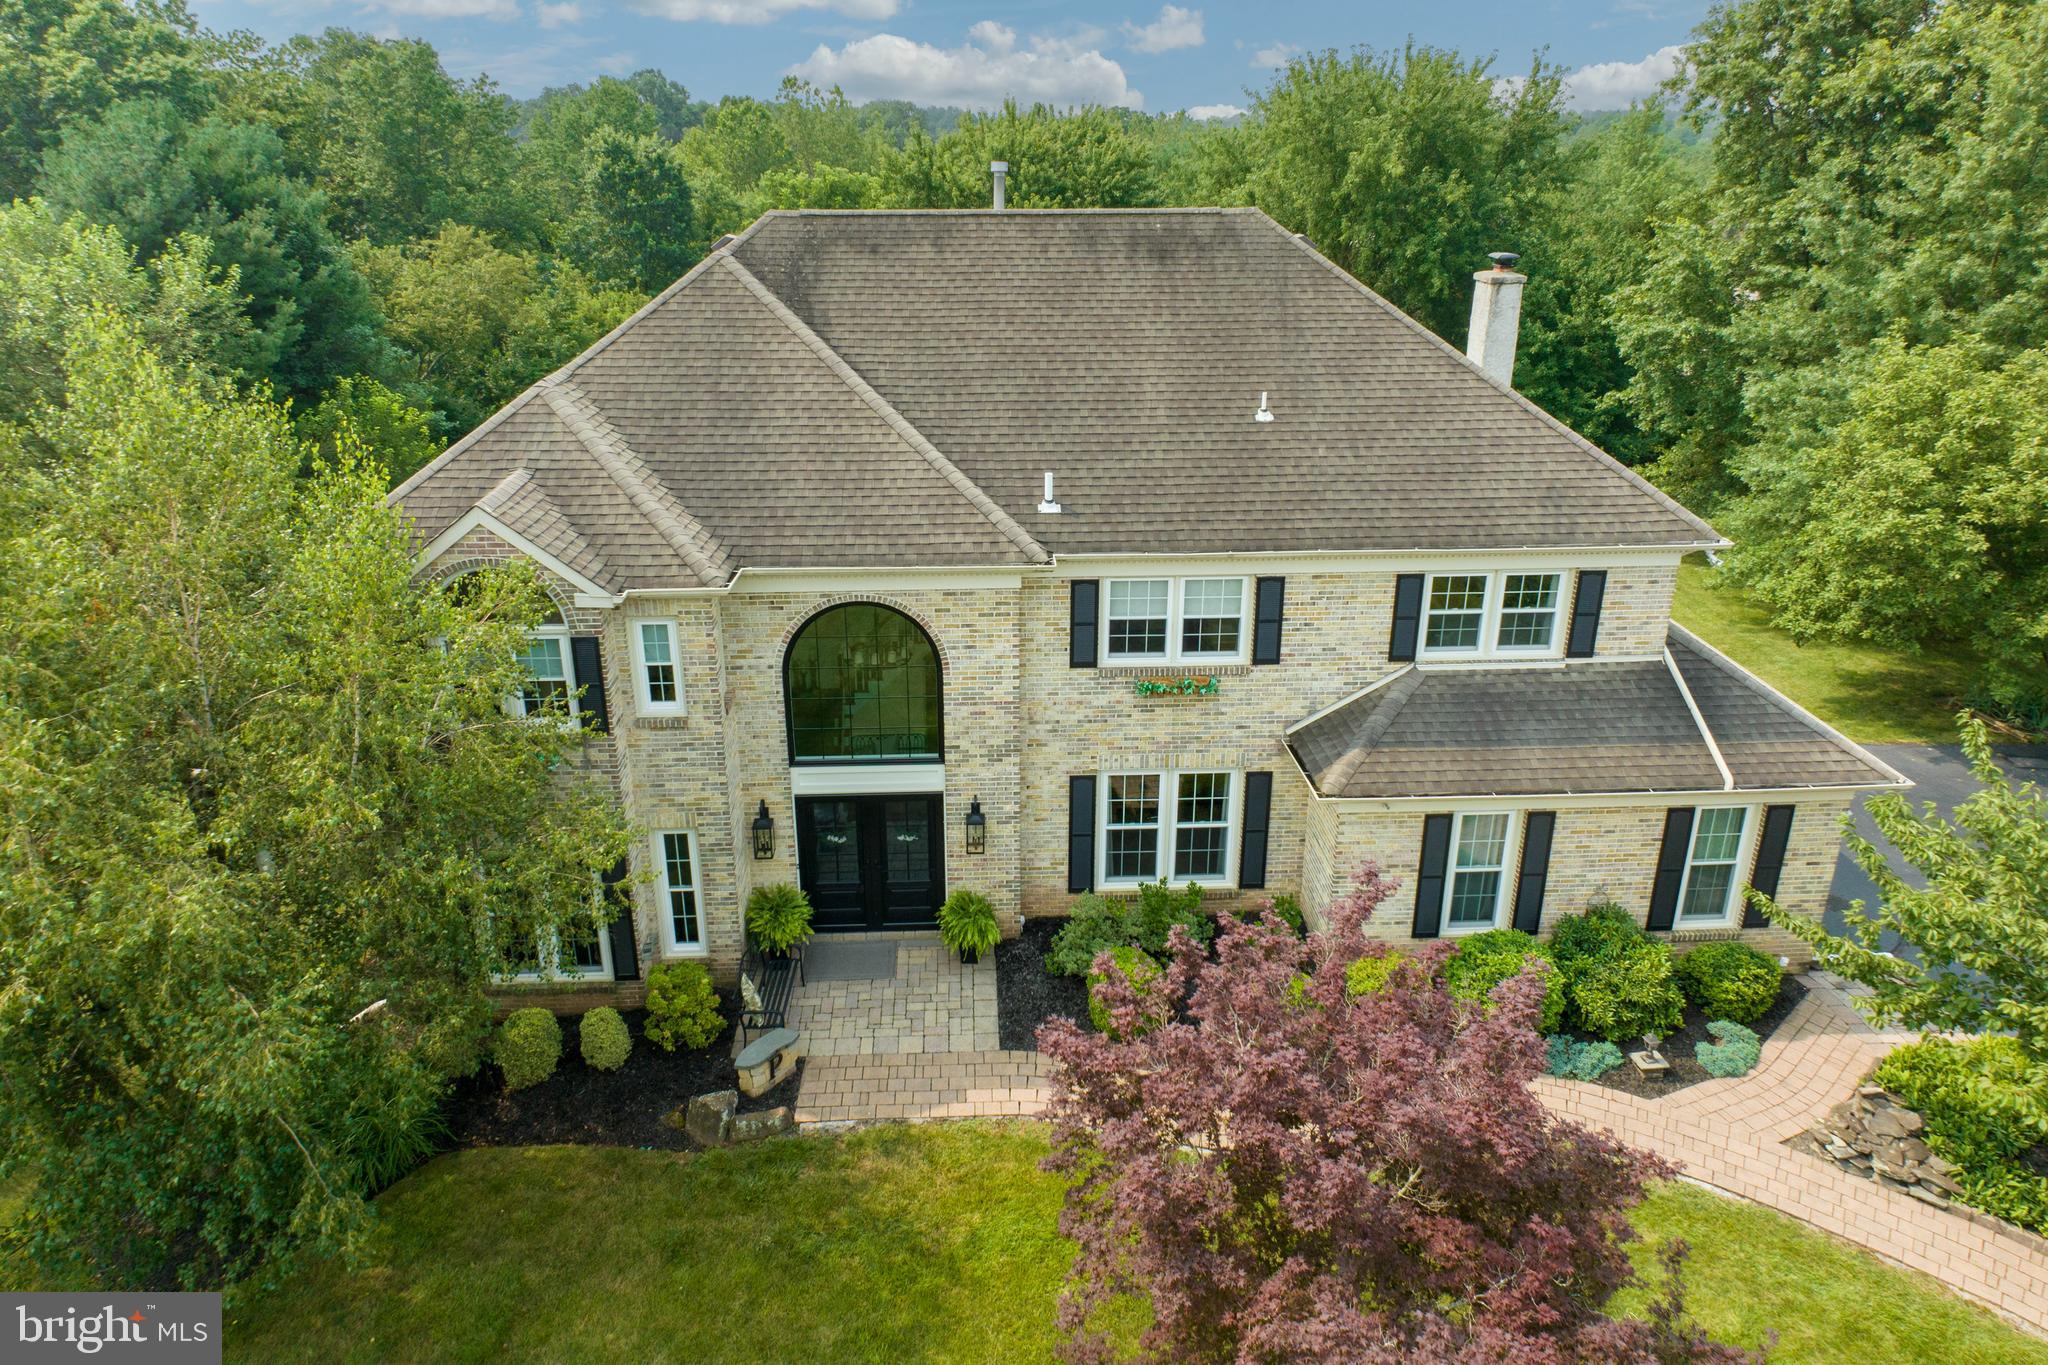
[632,0,897,24]
[1184,103,1243,121]
[1563,44,1686,110]
[371,0,519,17]
[789,27,1143,110]
[536,1,582,26]
[1122,5,1203,54]
[1250,41,1299,70]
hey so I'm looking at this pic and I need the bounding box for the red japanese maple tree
[1037,862,1754,1364]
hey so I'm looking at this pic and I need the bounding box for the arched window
[784,603,942,763]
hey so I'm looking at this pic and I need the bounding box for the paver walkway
[789,934,1000,1057]
[1536,973,2048,1335]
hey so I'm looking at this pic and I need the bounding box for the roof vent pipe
[991,161,1008,211]
[1254,391,1274,423]
[1037,471,1061,514]
[1466,251,1527,387]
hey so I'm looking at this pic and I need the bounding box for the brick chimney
[1466,251,1526,387]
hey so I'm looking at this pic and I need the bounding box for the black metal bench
[738,938,804,1046]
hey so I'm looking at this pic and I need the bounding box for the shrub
[1045,895,1129,976]
[937,889,1000,957]
[578,1006,631,1072]
[1086,946,1167,1039]
[1545,1035,1626,1081]
[1345,950,1407,998]
[1695,1020,1761,1078]
[746,882,814,954]
[1875,1037,2048,1234]
[1674,942,1782,1025]
[1569,943,1685,1043]
[644,960,723,1052]
[1549,904,1648,973]
[1130,878,1215,955]
[1445,929,1566,1034]
[1242,894,1306,936]
[493,1008,562,1091]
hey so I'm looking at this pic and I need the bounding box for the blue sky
[186,0,1708,111]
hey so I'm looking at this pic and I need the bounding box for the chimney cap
[1487,251,1521,271]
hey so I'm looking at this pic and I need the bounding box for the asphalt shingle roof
[1287,629,1904,799]
[392,208,1720,585]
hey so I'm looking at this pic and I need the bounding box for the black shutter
[1647,806,1695,931]
[1412,813,1453,938]
[1068,775,1096,892]
[601,856,639,981]
[1069,581,1099,668]
[1745,805,1795,927]
[1389,574,1425,661]
[1239,772,1273,888]
[1512,811,1556,935]
[570,634,608,733]
[1566,570,1606,659]
[1252,577,1286,665]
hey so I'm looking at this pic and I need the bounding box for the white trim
[1440,810,1523,935]
[630,618,687,717]
[656,830,708,955]
[509,626,578,722]
[1098,768,1240,889]
[1047,546,1699,577]
[504,897,614,983]
[1673,804,1759,928]
[1313,783,1901,812]
[1666,647,1733,791]
[790,763,945,796]
[1100,574,1251,666]
[417,507,612,600]
[728,567,1026,593]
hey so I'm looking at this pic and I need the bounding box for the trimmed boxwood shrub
[1695,1019,1761,1077]
[937,889,1000,958]
[1086,946,1166,1039]
[494,1007,562,1091]
[644,960,723,1052]
[578,1006,631,1072]
[1544,1035,1625,1081]
[1045,896,1127,976]
[1046,884,1216,977]
[1875,1037,2048,1234]
[1674,941,1782,1025]
[1568,943,1685,1043]
[746,882,814,955]
[1444,929,1565,1034]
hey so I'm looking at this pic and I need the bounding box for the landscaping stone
[684,1089,737,1147]
[1805,1082,1953,1205]
[728,1106,793,1143]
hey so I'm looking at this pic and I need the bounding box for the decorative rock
[1858,1084,1887,1099]
[1906,1183,1951,1207]
[1866,1108,1909,1139]
[728,1105,794,1143]
[684,1089,737,1147]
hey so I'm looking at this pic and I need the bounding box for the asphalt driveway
[1825,742,2048,953]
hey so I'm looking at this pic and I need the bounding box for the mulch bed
[996,919,1094,1051]
[1569,976,1809,1098]
[444,1005,799,1151]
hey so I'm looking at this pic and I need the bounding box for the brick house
[390,207,1905,1005]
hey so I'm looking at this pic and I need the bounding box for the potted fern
[746,882,814,958]
[938,889,1000,964]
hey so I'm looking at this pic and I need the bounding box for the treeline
[5,0,2044,704]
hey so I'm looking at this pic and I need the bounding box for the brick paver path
[1537,973,2048,1335]
[794,1049,1048,1125]
[789,935,999,1057]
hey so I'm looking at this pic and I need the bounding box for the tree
[517,75,660,232]
[0,197,249,426]
[564,127,698,292]
[0,0,214,199]
[0,315,628,1286]
[37,98,385,400]
[1757,717,2048,1127]
[1037,865,1748,1362]
[294,374,440,485]
[680,95,793,195]
[885,101,1157,209]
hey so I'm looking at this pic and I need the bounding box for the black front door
[796,793,944,931]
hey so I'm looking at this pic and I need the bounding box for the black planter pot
[959,946,980,965]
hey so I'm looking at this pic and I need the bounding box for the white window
[1102,577,1249,664]
[1418,571,1567,660]
[1678,806,1753,924]
[1443,811,1515,932]
[1100,769,1237,886]
[512,628,578,718]
[503,904,611,980]
[658,831,704,951]
[632,619,685,715]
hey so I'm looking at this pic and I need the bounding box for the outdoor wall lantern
[964,797,987,855]
[751,800,775,860]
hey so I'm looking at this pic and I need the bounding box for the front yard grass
[221,1123,2048,1364]
[1672,555,1981,745]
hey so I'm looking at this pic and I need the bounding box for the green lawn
[221,1124,2048,1364]
[1672,556,1979,745]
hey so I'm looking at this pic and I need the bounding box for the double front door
[795,793,944,931]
